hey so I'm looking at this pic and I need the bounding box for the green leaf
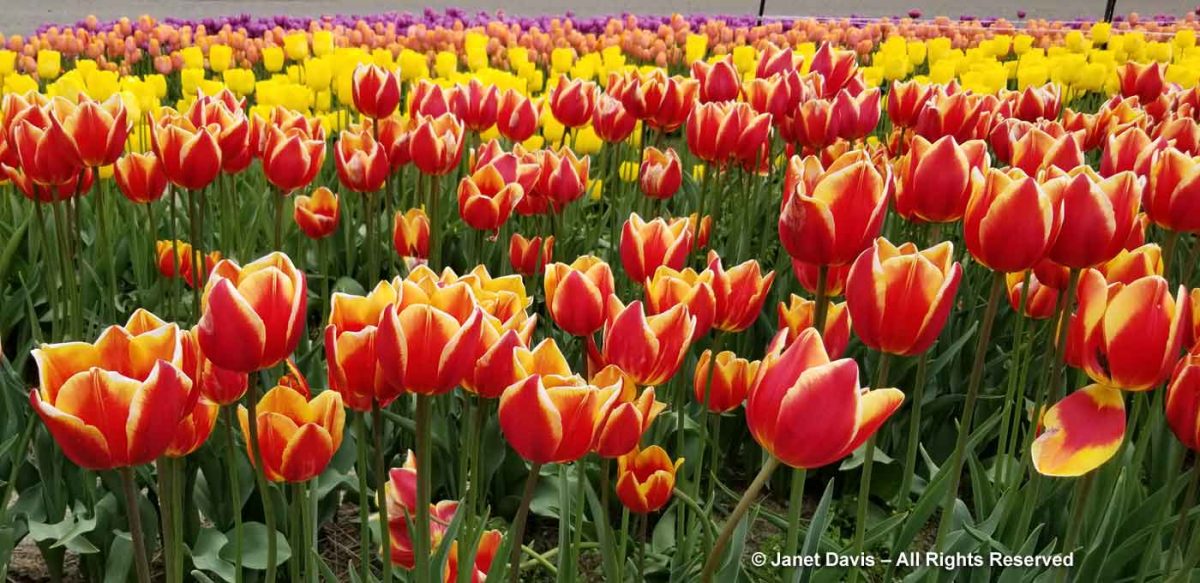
[102,534,133,583]
[432,498,466,579]
[193,527,235,582]
[227,521,291,570]
[583,477,621,583]
[715,506,753,582]
[795,479,835,583]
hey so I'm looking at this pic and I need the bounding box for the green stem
[701,456,782,582]
[373,401,392,583]
[508,462,543,583]
[568,458,587,580]
[897,352,928,508]
[288,483,301,583]
[997,270,1033,484]
[120,467,152,583]
[246,377,278,583]
[274,190,286,251]
[414,395,434,583]
[354,413,373,577]
[637,513,648,583]
[783,468,807,582]
[812,265,830,330]
[936,271,1005,547]
[849,353,892,582]
[223,407,244,583]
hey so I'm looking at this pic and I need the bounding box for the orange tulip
[445,530,501,583]
[706,251,776,333]
[509,234,553,276]
[776,294,851,358]
[693,350,760,413]
[114,152,168,204]
[1166,355,1200,452]
[620,214,693,284]
[544,255,615,336]
[197,252,308,373]
[238,385,345,482]
[1041,167,1141,269]
[335,128,389,193]
[11,113,83,186]
[686,101,773,166]
[458,79,499,132]
[809,43,859,97]
[165,397,219,458]
[393,208,431,259]
[325,282,400,412]
[592,93,636,143]
[1100,126,1165,178]
[377,115,412,171]
[964,167,1060,273]
[293,186,340,240]
[457,155,530,232]
[846,239,963,357]
[1145,147,1200,233]
[615,445,682,513]
[1002,84,1062,123]
[52,94,128,167]
[151,113,221,191]
[180,327,247,406]
[1010,127,1085,176]
[600,298,696,386]
[352,64,402,119]
[1068,271,1188,391]
[791,258,850,297]
[376,302,484,396]
[187,90,252,174]
[1032,384,1125,477]
[498,367,619,464]
[645,266,716,339]
[639,147,682,200]
[549,75,597,128]
[913,89,987,143]
[1100,244,1163,285]
[495,89,538,143]
[1116,61,1165,104]
[611,69,698,132]
[894,135,989,223]
[385,452,463,569]
[530,146,589,209]
[260,124,325,193]
[31,309,196,470]
[746,327,903,468]
[409,113,465,176]
[1155,116,1200,156]
[743,74,795,121]
[832,87,881,141]
[1006,271,1062,320]
[779,150,890,266]
[692,56,740,103]
[595,386,665,458]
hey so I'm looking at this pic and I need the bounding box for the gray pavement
[0,0,1192,37]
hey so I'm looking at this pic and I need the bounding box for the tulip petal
[1032,385,1125,477]
[279,424,335,482]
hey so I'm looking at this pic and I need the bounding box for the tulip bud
[509,234,554,276]
[393,208,431,259]
[639,147,682,200]
[615,446,682,513]
[238,385,345,482]
[894,135,989,223]
[352,64,402,119]
[293,187,340,239]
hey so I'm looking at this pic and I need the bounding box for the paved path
[1,0,1191,37]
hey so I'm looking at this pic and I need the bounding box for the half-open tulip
[1006,271,1061,320]
[393,208,430,259]
[352,64,402,119]
[1100,126,1165,177]
[509,234,553,276]
[410,113,465,176]
[964,167,1060,273]
[887,80,932,129]
[1101,244,1163,285]
[1010,127,1085,176]
[620,214,693,284]
[1041,167,1141,269]
[1116,61,1165,104]
[593,93,637,143]
[549,75,597,128]
[499,368,619,464]
[1032,384,1125,477]
[260,125,325,193]
[181,327,247,405]
[707,252,776,333]
[114,152,168,204]
[457,157,527,232]
[846,239,963,357]
[334,128,389,193]
[377,302,484,396]
[746,327,903,469]
[197,252,307,373]
[496,89,538,143]
[458,79,500,132]
[1069,272,1188,391]
[151,115,221,190]
[645,266,716,339]
[692,56,740,103]
[325,282,400,411]
[779,151,890,266]
[238,385,345,482]
[639,147,682,200]
[600,298,696,386]
[776,295,851,358]
[615,446,682,513]
[53,94,129,167]
[31,309,195,469]
[693,350,760,413]
[1145,147,1200,233]
[11,114,82,186]
[544,256,616,336]
[595,386,665,458]
[894,135,989,223]
[294,187,340,240]
[1166,355,1200,452]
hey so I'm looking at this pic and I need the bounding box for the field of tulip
[4,7,1200,582]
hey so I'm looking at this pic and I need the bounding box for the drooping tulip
[615,446,682,514]
[238,385,345,482]
[845,239,963,357]
[1032,384,1125,477]
[746,327,903,469]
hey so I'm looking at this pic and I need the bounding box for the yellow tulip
[435,51,457,78]
[37,50,61,80]
[181,46,204,70]
[263,47,285,72]
[284,33,310,61]
[5,74,38,94]
[1091,22,1112,45]
[306,58,332,91]
[551,48,575,74]
[0,50,15,76]
[313,30,335,56]
[685,34,708,64]
[209,45,233,73]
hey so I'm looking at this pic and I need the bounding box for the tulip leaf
[583,477,621,583]
[192,527,235,582]
[794,478,835,583]
[0,213,30,293]
[229,521,291,570]
[102,534,133,583]
[27,501,99,554]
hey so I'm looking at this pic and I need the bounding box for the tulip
[1116,61,1165,104]
[784,97,841,151]
[409,113,465,176]
[1166,355,1200,452]
[548,75,597,128]
[197,252,307,373]
[260,124,326,193]
[776,295,851,358]
[324,282,400,411]
[1010,127,1085,176]
[1100,126,1165,177]
[463,323,540,400]
[644,266,716,339]
[188,91,253,173]
[114,152,168,203]
[509,234,554,276]
[1041,167,1141,269]
[377,116,412,171]
[238,385,345,482]
[53,94,129,167]
[846,239,963,357]
[334,128,389,193]
[385,453,460,568]
[743,74,794,121]
[592,93,637,143]
[496,89,538,143]
[620,214,693,284]
[1032,384,1125,477]
[809,43,859,97]
[352,64,402,119]
[1003,84,1062,122]
[791,259,850,297]
[693,350,760,413]
[1006,271,1061,320]
[686,101,772,167]
[410,80,465,119]
[377,302,484,396]
[458,79,499,132]
[1069,272,1188,391]
[151,114,222,191]
[611,69,698,132]
[692,56,740,103]
[1101,244,1163,285]
[639,147,682,200]
[166,398,219,458]
[913,90,986,143]
[11,115,83,186]
[1155,116,1200,156]
[779,150,890,267]
[531,147,590,209]
[706,251,776,333]
[894,135,989,223]
[544,255,615,336]
[747,327,903,468]
[30,309,195,470]
[446,529,502,583]
[888,80,933,129]
[832,88,881,142]
[756,43,802,78]
[393,208,431,259]
[615,446,682,513]
[600,298,696,387]
[457,157,529,232]
[293,187,340,240]
[499,369,619,464]
[963,167,1060,273]
[1145,147,1200,234]
[595,387,666,458]
[180,328,247,406]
